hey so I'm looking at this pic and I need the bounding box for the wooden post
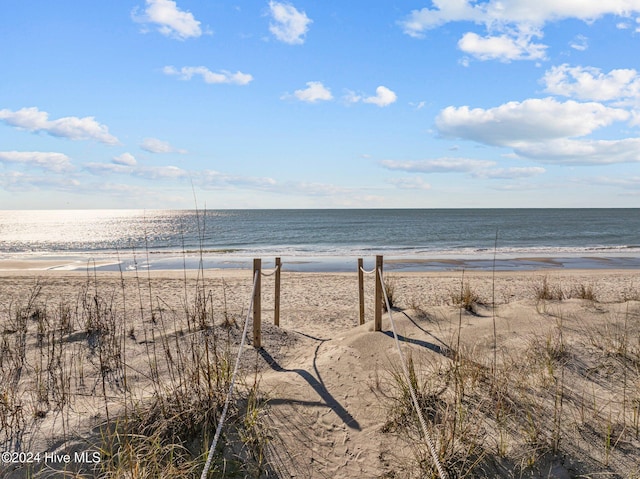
[358,258,365,325]
[374,255,383,331]
[274,257,281,327]
[253,258,262,348]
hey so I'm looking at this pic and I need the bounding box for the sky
[1,0,640,209]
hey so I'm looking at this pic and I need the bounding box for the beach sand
[1,266,639,478]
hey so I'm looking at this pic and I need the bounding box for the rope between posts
[260,264,281,277]
[378,268,449,479]
[200,270,260,479]
[359,265,376,274]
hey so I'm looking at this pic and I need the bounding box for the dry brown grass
[450,282,484,314]
[380,287,640,478]
[533,276,565,301]
[0,273,270,479]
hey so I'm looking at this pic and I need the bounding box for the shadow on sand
[258,343,360,431]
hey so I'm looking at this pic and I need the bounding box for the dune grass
[0,271,270,479]
[380,278,640,478]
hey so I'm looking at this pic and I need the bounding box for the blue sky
[2,0,640,209]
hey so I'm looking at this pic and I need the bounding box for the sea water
[1,209,639,271]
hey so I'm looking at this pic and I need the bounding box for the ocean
[1,209,639,272]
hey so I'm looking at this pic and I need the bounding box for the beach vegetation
[568,282,597,301]
[0,270,271,478]
[383,276,397,312]
[451,282,483,313]
[379,280,640,478]
[533,276,565,301]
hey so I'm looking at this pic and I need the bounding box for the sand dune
[0,267,639,478]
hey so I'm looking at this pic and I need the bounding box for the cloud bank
[400,1,640,62]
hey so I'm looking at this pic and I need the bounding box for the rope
[260,263,281,277]
[359,265,376,274]
[200,270,260,479]
[378,268,449,479]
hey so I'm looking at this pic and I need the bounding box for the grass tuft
[383,276,397,312]
[451,282,483,313]
[533,276,565,301]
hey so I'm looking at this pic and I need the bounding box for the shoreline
[2,252,640,273]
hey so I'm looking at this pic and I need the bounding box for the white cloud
[140,137,187,154]
[436,98,629,146]
[89,182,168,202]
[268,1,312,45]
[280,181,354,197]
[344,90,362,104]
[346,86,397,107]
[363,86,398,107]
[0,107,48,130]
[474,166,546,179]
[436,96,640,166]
[513,138,640,165]
[163,66,253,85]
[399,1,640,62]
[84,161,278,188]
[0,151,73,172]
[0,107,119,145]
[133,0,202,40]
[136,165,188,179]
[569,34,589,51]
[286,81,333,103]
[0,171,80,192]
[381,157,496,173]
[590,175,640,189]
[400,0,479,36]
[84,162,133,175]
[458,30,546,61]
[390,177,432,190]
[113,153,137,166]
[198,170,277,189]
[84,162,188,179]
[542,64,640,102]
[400,1,640,37]
[381,157,546,180]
